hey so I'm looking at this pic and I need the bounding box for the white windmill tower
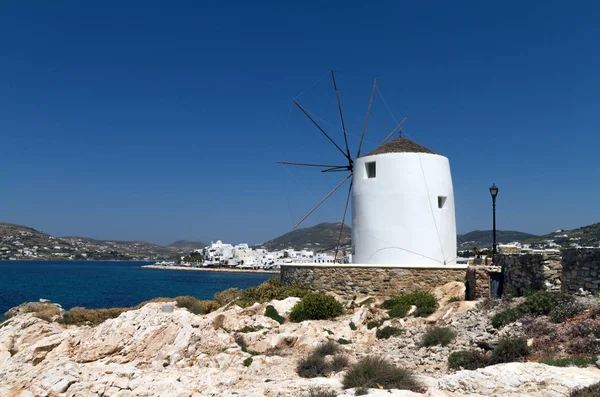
[279,71,457,266]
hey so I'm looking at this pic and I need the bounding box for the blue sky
[1,1,599,245]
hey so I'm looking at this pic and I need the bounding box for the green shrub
[342,356,421,391]
[420,327,457,347]
[549,301,586,323]
[383,291,438,318]
[538,355,597,367]
[367,319,385,329]
[337,338,351,345]
[388,304,410,318]
[297,353,328,378]
[290,293,344,322]
[521,292,574,316]
[60,307,129,326]
[349,321,357,330]
[570,381,600,397]
[448,350,490,370]
[237,325,263,333]
[237,277,310,307]
[376,326,404,340]
[264,305,285,324]
[491,307,525,328]
[214,288,243,306]
[299,387,337,397]
[491,337,530,364]
[243,357,253,367]
[314,340,339,357]
[448,297,461,303]
[492,292,576,329]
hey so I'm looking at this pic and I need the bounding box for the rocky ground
[1,283,600,397]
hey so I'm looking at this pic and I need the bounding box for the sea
[0,260,273,319]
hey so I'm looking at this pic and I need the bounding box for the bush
[214,288,243,306]
[264,305,285,324]
[337,338,351,345]
[355,387,369,396]
[566,319,600,338]
[140,296,219,315]
[367,319,385,329]
[492,292,576,329]
[383,291,438,318]
[420,327,457,347]
[570,381,600,397]
[567,337,600,355]
[237,277,310,307]
[299,387,337,397]
[297,353,328,378]
[522,315,557,338]
[388,304,410,319]
[349,321,357,330]
[290,293,344,322]
[521,292,574,316]
[243,357,253,367]
[60,307,129,326]
[550,301,586,323]
[237,325,263,333]
[538,355,597,367]
[491,307,524,328]
[376,326,404,340]
[448,297,461,303]
[490,337,530,364]
[329,354,349,372]
[448,350,490,370]
[314,340,339,357]
[342,356,421,391]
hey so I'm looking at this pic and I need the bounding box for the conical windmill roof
[361,137,438,157]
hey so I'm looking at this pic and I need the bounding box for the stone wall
[496,252,562,295]
[465,265,501,300]
[280,264,468,299]
[562,248,600,294]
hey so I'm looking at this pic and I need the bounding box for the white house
[352,137,457,266]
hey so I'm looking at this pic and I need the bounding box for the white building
[352,137,457,266]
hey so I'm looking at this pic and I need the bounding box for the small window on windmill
[438,196,447,209]
[366,162,376,178]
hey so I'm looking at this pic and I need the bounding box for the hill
[259,222,351,251]
[0,222,207,261]
[168,240,207,251]
[457,230,539,250]
[524,222,600,248]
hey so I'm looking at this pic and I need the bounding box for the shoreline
[141,264,279,274]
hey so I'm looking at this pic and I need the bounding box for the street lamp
[489,183,499,255]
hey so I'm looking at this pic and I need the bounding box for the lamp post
[489,184,499,255]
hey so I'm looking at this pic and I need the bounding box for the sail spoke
[335,180,353,260]
[356,78,377,158]
[293,174,352,229]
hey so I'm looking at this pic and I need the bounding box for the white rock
[267,297,301,317]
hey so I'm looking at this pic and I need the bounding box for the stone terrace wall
[466,265,501,300]
[497,252,562,294]
[562,248,600,294]
[280,264,467,300]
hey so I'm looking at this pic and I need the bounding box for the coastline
[141,264,279,274]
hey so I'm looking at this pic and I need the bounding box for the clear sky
[1,1,599,245]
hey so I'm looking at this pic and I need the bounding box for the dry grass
[342,356,421,391]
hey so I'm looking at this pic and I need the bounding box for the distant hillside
[457,230,539,250]
[524,222,600,248]
[168,240,207,251]
[0,222,205,261]
[259,222,351,251]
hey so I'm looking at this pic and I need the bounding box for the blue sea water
[0,260,273,318]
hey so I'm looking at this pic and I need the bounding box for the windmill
[278,70,407,260]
